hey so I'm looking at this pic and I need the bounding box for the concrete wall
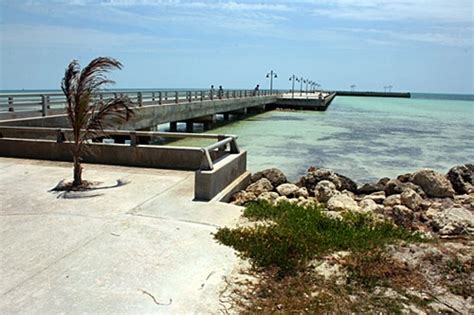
[194,151,247,201]
[0,138,226,170]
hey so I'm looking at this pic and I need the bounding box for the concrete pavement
[0,158,243,314]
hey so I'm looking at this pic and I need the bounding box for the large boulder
[400,188,423,211]
[337,174,358,193]
[246,178,273,196]
[327,194,359,212]
[298,169,342,191]
[314,180,338,203]
[431,206,474,236]
[384,179,424,197]
[276,183,299,197]
[447,164,474,195]
[357,177,390,195]
[410,169,455,198]
[251,168,287,187]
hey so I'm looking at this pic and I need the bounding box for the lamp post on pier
[298,77,304,95]
[289,75,297,99]
[266,70,278,95]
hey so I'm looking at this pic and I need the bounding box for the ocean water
[175,94,474,183]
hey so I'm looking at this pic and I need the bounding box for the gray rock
[397,173,412,183]
[250,171,264,183]
[447,164,474,195]
[327,194,360,212]
[384,179,425,197]
[262,168,287,187]
[363,191,386,204]
[298,169,342,191]
[231,190,257,206]
[359,198,379,212]
[411,169,455,198]
[357,177,390,194]
[251,168,287,187]
[246,178,273,196]
[276,183,300,197]
[431,206,474,235]
[314,180,338,203]
[342,190,355,200]
[384,194,401,207]
[400,188,423,211]
[296,187,309,198]
[391,205,414,228]
[337,174,358,193]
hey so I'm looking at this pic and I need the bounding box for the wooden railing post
[200,91,204,101]
[158,91,162,104]
[152,92,155,102]
[164,91,168,101]
[175,91,179,104]
[8,97,14,112]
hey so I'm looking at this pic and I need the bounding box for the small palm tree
[61,57,134,188]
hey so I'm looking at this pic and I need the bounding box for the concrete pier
[335,91,411,98]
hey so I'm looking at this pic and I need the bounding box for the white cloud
[29,0,292,11]
[311,0,473,24]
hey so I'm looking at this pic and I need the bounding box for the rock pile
[230,164,474,237]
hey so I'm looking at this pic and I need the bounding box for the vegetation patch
[215,201,421,275]
[213,201,463,313]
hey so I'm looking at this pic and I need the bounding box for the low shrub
[215,201,422,275]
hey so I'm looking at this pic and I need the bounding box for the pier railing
[0,89,282,119]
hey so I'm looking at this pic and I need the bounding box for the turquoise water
[177,94,474,183]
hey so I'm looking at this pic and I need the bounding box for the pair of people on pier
[210,85,224,99]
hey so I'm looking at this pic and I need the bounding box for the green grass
[215,201,422,274]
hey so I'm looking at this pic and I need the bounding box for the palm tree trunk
[73,154,82,187]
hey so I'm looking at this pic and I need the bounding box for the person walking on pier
[253,84,259,96]
[218,85,224,99]
[209,85,215,100]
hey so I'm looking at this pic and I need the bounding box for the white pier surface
[0,157,242,314]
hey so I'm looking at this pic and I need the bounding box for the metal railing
[0,126,239,170]
[0,89,282,118]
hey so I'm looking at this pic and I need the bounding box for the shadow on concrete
[49,178,131,199]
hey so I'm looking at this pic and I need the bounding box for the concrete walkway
[0,158,243,314]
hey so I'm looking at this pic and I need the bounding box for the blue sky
[0,0,473,93]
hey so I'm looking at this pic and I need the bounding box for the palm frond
[85,95,134,139]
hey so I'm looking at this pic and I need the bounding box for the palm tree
[61,57,134,187]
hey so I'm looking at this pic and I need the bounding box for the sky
[0,0,473,93]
